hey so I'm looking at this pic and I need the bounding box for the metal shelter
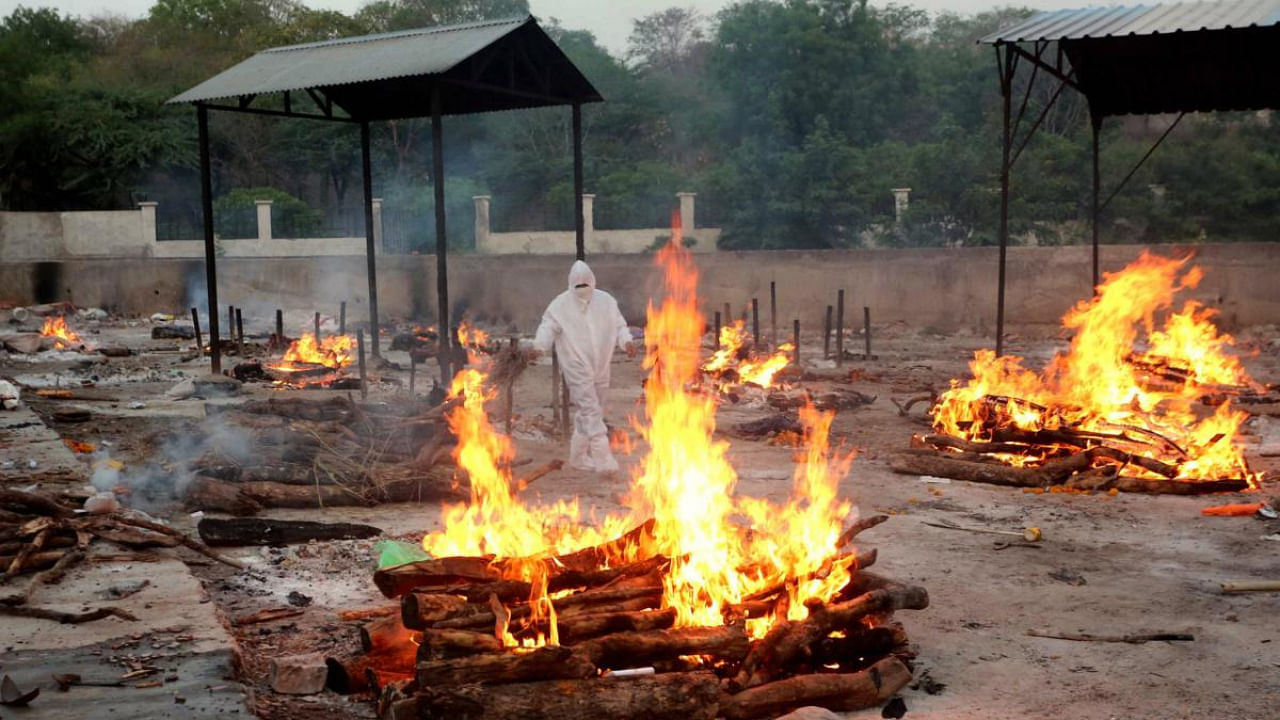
[980,0,1280,355]
[169,15,602,378]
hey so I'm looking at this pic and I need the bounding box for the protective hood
[568,260,596,302]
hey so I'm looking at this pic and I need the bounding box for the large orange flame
[933,252,1257,486]
[416,232,859,645]
[40,316,82,350]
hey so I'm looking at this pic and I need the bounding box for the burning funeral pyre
[266,332,357,388]
[39,316,85,351]
[895,252,1263,495]
[329,237,927,720]
[701,320,794,392]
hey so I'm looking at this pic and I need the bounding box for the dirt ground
[2,315,1279,720]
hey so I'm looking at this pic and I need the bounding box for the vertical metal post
[713,311,721,351]
[751,298,760,349]
[823,305,832,359]
[235,308,244,357]
[339,301,346,336]
[314,311,321,340]
[1091,115,1102,294]
[228,305,236,351]
[432,86,452,384]
[863,306,871,359]
[769,281,777,350]
[357,329,367,400]
[275,309,283,349]
[836,290,845,367]
[792,319,800,366]
[723,303,732,327]
[361,121,381,356]
[197,104,221,374]
[572,102,585,261]
[409,352,417,394]
[191,307,203,355]
[995,45,1014,358]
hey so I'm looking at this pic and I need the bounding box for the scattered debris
[0,675,39,707]
[269,653,329,695]
[234,607,306,626]
[1026,629,1194,644]
[881,696,908,719]
[1048,568,1087,586]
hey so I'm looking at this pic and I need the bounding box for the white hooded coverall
[533,261,631,473]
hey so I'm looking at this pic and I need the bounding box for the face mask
[574,285,592,302]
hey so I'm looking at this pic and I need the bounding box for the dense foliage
[1,0,1276,250]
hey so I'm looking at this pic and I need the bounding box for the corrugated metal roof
[169,16,530,104]
[980,0,1280,43]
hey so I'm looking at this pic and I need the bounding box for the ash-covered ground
[2,313,1278,720]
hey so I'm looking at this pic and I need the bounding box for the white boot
[569,431,594,471]
[588,434,619,474]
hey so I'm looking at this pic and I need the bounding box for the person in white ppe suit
[532,260,636,473]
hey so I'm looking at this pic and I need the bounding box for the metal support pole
[996,45,1014,358]
[235,307,244,357]
[409,352,417,394]
[191,307,203,355]
[228,305,235,351]
[769,281,777,350]
[724,303,732,327]
[339,301,346,336]
[1091,115,1101,294]
[314,311,321,340]
[432,86,452,384]
[713,311,721,351]
[836,290,845,367]
[361,121,380,357]
[274,309,283,350]
[823,305,832,359]
[792,319,800,366]
[357,329,367,400]
[572,102,585,262]
[197,105,220,374]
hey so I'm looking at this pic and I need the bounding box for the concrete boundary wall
[2,244,1276,335]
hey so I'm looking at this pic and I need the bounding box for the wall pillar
[891,188,911,224]
[137,201,158,256]
[581,193,595,250]
[371,197,383,253]
[677,191,696,231]
[255,199,273,241]
[472,195,490,252]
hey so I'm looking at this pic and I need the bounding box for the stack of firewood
[182,396,467,515]
[893,426,1250,495]
[328,516,927,720]
[0,487,242,623]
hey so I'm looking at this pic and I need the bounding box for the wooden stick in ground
[415,670,722,720]
[769,281,777,349]
[721,656,911,720]
[275,309,283,350]
[751,298,760,348]
[228,305,236,352]
[792,319,799,365]
[339,301,346,335]
[836,289,844,366]
[409,351,417,394]
[416,645,596,687]
[1026,629,1194,643]
[823,305,832,359]
[863,305,872,358]
[192,307,204,353]
[314,310,321,340]
[736,585,929,688]
[235,307,244,356]
[1220,580,1280,593]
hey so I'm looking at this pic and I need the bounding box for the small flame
[271,332,354,370]
[702,320,793,389]
[40,316,82,350]
[457,320,491,352]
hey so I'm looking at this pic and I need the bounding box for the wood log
[1110,475,1248,494]
[0,534,76,556]
[0,605,138,624]
[837,514,889,548]
[182,475,264,516]
[579,624,751,668]
[375,557,501,599]
[197,517,383,546]
[415,629,504,662]
[0,489,76,518]
[361,614,414,653]
[810,624,903,671]
[112,514,243,569]
[209,396,355,422]
[0,550,67,575]
[429,587,664,630]
[86,526,181,549]
[184,474,458,516]
[415,671,721,720]
[559,607,677,643]
[401,593,473,630]
[720,656,911,720]
[890,451,1088,487]
[326,648,415,695]
[736,585,928,688]
[416,645,595,687]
